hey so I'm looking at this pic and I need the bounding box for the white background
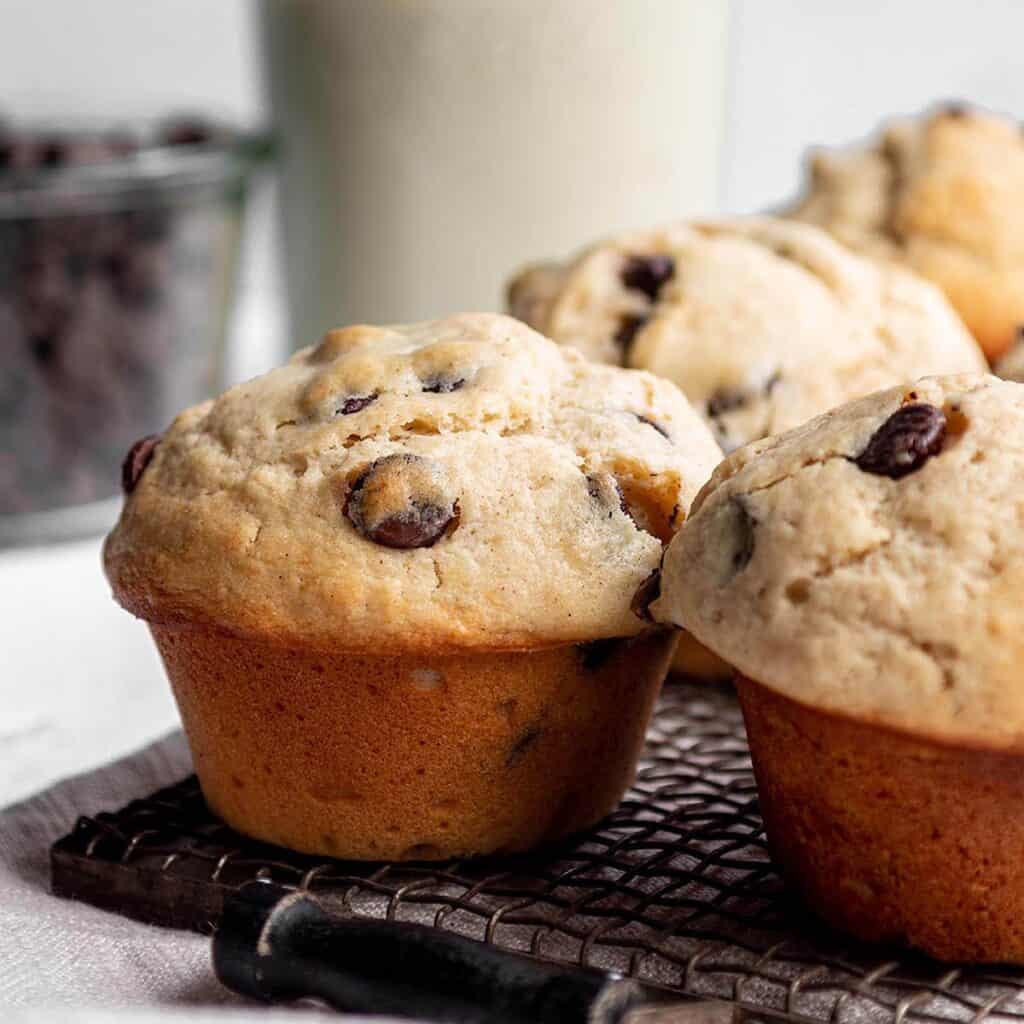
[4,0,1024,211]
[2,0,1024,805]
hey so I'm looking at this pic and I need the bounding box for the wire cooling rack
[52,682,1024,1024]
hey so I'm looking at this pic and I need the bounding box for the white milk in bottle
[260,0,731,344]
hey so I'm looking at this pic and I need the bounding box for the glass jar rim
[0,117,273,216]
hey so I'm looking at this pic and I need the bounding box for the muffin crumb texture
[655,373,1024,747]
[104,313,720,652]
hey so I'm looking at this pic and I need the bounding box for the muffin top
[104,313,721,653]
[789,105,1024,362]
[508,217,985,452]
[654,373,1024,748]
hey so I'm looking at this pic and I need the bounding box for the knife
[214,881,796,1024]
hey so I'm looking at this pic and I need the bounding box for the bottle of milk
[260,0,731,345]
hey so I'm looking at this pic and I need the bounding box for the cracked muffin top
[654,373,1024,748]
[104,313,721,653]
[507,217,985,452]
[788,105,1024,363]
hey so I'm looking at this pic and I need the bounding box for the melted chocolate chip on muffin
[121,435,161,494]
[621,254,675,301]
[337,393,378,415]
[854,403,947,479]
[345,454,460,549]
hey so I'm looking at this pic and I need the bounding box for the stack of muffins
[105,104,1024,964]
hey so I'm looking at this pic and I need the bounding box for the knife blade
[213,880,797,1024]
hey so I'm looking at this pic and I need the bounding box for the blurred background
[3,0,1023,803]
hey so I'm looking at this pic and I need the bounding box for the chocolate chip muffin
[509,216,985,679]
[104,313,721,860]
[789,104,1024,363]
[995,329,1024,382]
[655,373,1024,962]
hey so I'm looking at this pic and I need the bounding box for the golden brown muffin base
[151,625,675,861]
[670,631,733,682]
[737,674,1024,963]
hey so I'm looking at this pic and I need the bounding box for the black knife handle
[214,881,643,1024]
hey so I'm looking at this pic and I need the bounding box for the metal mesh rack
[52,682,1024,1024]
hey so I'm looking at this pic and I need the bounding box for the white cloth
[0,538,180,810]
[0,733,404,1023]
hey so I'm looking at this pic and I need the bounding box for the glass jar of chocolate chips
[0,116,270,544]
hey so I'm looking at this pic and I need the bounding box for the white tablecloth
[0,539,404,1021]
[1,538,178,809]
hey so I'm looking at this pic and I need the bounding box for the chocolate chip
[105,132,138,158]
[124,208,172,244]
[0,126,242,517]
[356,501,457,548]
[505,725,544,767]
[29,334,58,367]
[631,568,661,622]
[706,371,781,422]
[0,134,38,173]
[160,118,213,147]
[104,247,165,309]
[421,376,465,394]
[635,413,670,440]
[121,435,161,493]
[38,137,68,169]
[727,497,757,575]
[337,393,378,415]
[345,454,460,549]
[706,388,749,418]
[577,637,622,671]
[614,314,647,355]
[853,403,947,479]
[943,101,969,118]
[621,255,675,301]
